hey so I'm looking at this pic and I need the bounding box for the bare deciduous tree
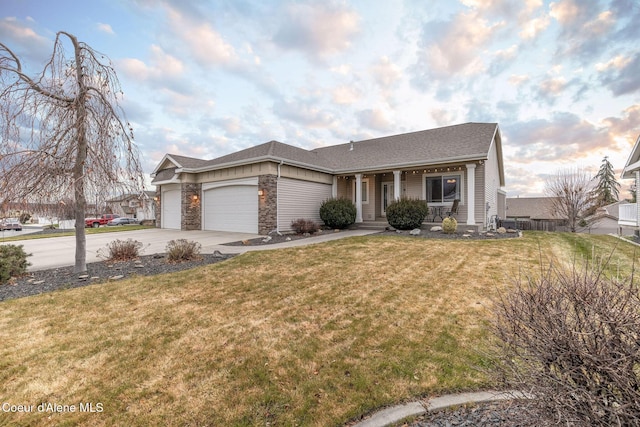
[0,31,144,273]
[545,167,593,232]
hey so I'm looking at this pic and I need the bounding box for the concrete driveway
[7,228,261,271]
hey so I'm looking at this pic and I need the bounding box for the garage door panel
[162,189,181,229]
[203,185,258,233]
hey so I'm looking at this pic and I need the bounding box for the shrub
[291,219,319,234]
[442,216,457,234]
[98,239,144,261]
[166,239,202,263]
[319,198,356,229]
[0,245,31,284]
[385,198,429,230]
[19,212,31,224]
[492,258,640,426]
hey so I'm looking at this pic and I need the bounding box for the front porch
[333,163,482,228]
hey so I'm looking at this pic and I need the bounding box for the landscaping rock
[262,236,272,243]
[466,229,475,233]
[497,227,507,234]
[109,275,124,281]
[430,226,443,232]
[507,228,518,233]
[410,228,421,236]
[463,234,471,238]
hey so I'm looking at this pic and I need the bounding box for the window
[352,178,369,204]
[426,175,460,203]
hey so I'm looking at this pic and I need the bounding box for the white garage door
[278,178,333,232]
[203,185,258,233]
[162,188,181,229]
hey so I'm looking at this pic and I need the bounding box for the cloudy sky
[1,0,639,196]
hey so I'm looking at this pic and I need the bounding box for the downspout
[277,160,283,234]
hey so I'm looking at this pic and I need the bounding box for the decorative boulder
[409,228,421,236]
[497,227,507,234]
[430,226,443,232]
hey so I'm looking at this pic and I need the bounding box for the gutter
[276,160,284,234]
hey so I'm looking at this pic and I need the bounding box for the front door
[382,182,394,216]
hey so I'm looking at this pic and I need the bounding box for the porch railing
[619,203,638,227]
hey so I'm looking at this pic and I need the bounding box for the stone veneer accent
[155,190,161,228]
[182,183,202,230]
[258,174,277,234]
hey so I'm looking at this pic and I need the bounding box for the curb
[352,390,530,427]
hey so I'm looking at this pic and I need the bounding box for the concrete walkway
[353,390,530,427]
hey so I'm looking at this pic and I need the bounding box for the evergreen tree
[592,156,620,206]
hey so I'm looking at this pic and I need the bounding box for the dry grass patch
[0,233,636,426]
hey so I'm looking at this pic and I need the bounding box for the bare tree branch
[0,32,144,273]
[545,167,594,232]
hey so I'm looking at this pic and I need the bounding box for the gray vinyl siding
[483,139,502,227]
[278,178,333,232]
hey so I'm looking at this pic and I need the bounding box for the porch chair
[446,199,460,217]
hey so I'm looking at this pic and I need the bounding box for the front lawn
[0,232,635,426]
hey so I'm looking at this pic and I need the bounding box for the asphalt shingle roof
[313,122,499,172]
[154,122,500,177]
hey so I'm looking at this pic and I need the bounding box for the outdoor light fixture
[192,195,199,201]
[258,189,264,196]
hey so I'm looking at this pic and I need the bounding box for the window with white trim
[352,178,369,204]
[426,175,461,203]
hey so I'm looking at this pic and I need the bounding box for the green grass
[0,232,637,426]
[0,225,154,242]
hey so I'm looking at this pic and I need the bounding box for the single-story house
[505,197,567,231]
[580,201,629,235]
[105,191,156,222]
[151,122,507,234]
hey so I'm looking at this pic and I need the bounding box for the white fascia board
[150,154,183,176]
[181,156,335,175]
[333,154,487,175]
[622,159,640,179]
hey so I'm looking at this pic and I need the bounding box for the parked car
[107,217,139,226]
[85,214,120,228]
[1,221,22,231]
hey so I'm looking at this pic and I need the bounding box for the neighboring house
[619,134,640,233]
[151,122,507,234]
[580,201,629,235]
[105,191,156,221]
[505,197,567,231]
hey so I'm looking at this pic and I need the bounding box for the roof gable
[622,134,640,179]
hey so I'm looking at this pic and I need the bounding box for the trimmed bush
[442,216,457,234]
[291,219,319,234]
[492,258,640,426]
[385,198,429,230]
[319,198,357,229]
[166,239,202,263]
[98,239,144,261]
[0,245,31,284]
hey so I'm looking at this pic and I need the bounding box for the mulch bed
[408,399,556,427]
[223,227,521,246]
[0,252,235,302]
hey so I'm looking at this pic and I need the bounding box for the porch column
[465,164,476,226]
[355,173,363,223]
[393,170,401,201]
[332,176,338,198]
